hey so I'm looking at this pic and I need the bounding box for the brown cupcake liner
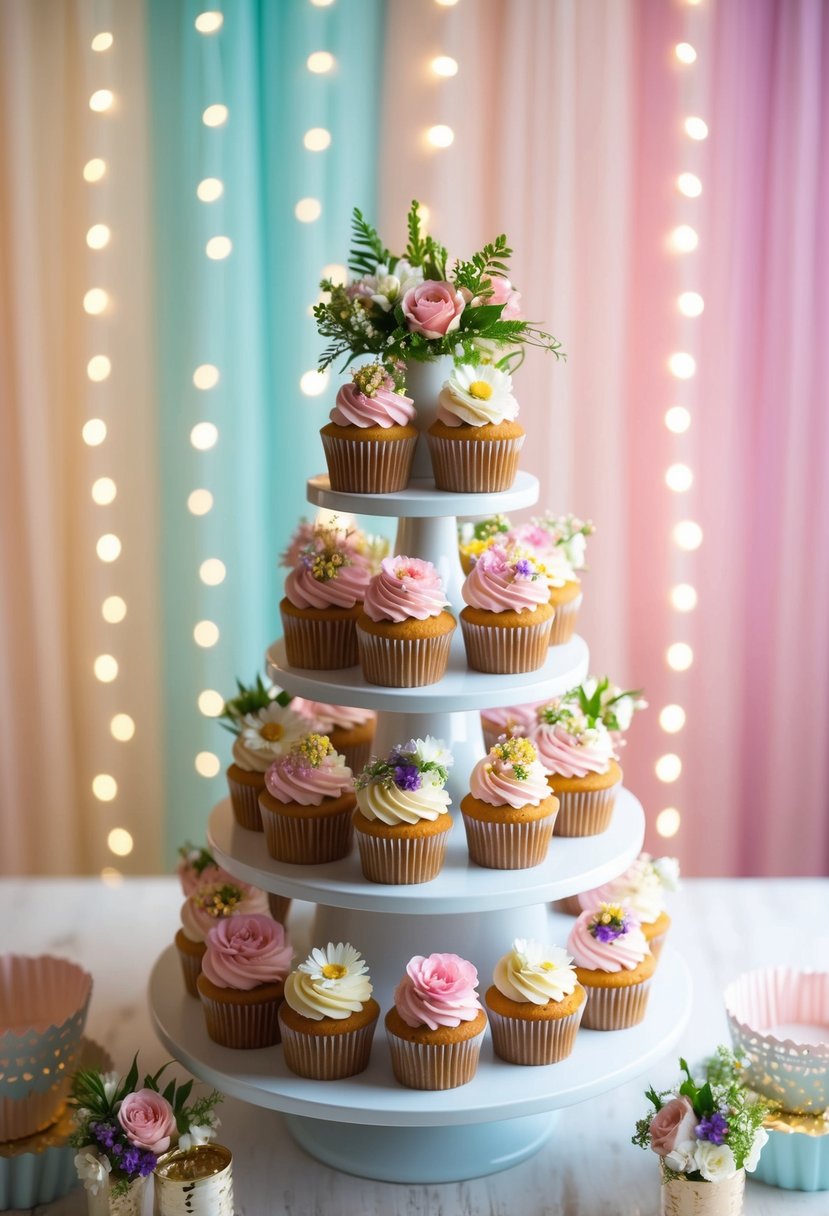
[357,628,453,688]
[461,616,553,674]
[427,434,524,493]
[488,1003,585,1065]
[267,893,292,923]
[552,781,620,837]
[337,738,373,774]
[580,977,652,1030]
[199,991,283,1049]
[176,943,205,999]
[259,798,354,864]
[279,1017,377,1079]
[354,826,450,884]
[548,593,583,645]
[321,432,417,493]
[552,895,585,916]
[462,811,557,869]
[281,610,359,670]
[386,1028,486,1090]
[226,773,264,832]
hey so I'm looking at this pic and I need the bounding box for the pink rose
[117,1089,177,1154]
[394,952,482,1030]
[649,1096,698,1157]
[401,281,465,338]
[485,275,522,320]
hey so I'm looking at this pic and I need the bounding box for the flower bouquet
[633,1048,769,1216]
[70,1055,222,1214]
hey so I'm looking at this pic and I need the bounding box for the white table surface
[2,877,827,1215]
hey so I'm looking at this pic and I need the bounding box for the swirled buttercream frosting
[330,371,415,429]
[468,737,551,808]
[493,939,578,1005]
[291,699,376,733]
[264,734,352,805]
[362,556,450,623]
[284,559,369,610]
[566,905,649,973]
[201,914,293,990]
[394,953,482,1030]
[356,778,450,826]
[462,545,549,613]
[283,942,372,1021]
[532,707,616,779]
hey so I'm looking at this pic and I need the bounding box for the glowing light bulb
[307,51,335,74]
[310,0,335,6]
[668,352,696,379]
[670,583,698,612]
[188,489,214,516]
[83,158,107,182]
[665,405,691,434]
[87,355,111,381]
[655,753,682,782]
[669,225,699,253]
[197,178,224,202]
[195,751,221,777]
[83,288,110,315]
[107,827,134,856]
[435,0,460,6]
[206,236,232,260]
[193,364,220,390]
[194,620,220,647]
[89,89,114,112]
[199,558,226,585]
[190,422,219,451]
[195,11,224,33]
[198,689,225,717]
[86,224,111,249]
[659,705,686,733]
[102,595,127,623]
[100,867,123,886]
[304,127,332,151]
[667,642,694,671]
[202,104,228,127]
[93,774,118,801]
[678,291,704,317]
[431,56,458,77]
[427,124,454,148]
[96,533,121,562]
[300,369,329,396]
[82,418,107,446]
[110,713,135,741]
[665,463,694,492]
[673,520,703,551]
[322,263,347,285]
[677,172,702,198]
[684,116,709,141]
[656,808,681,838]
[91,477,117,505]
[674,42,697,64]
[91,32,113,51]
[295,198,322,222]
[94,654,118,682]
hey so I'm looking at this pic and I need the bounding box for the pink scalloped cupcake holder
[226,773,264,831]
[579,976,652,1030]
[488,1003,584,1066]
[357,628,453,688]
[354,826,450,885]
[462,811,557,869]
[321,432,417,494]
[460,615,554,674]
[427,434,524,493]
[386,1027,486,1090]
[552,780,620,837]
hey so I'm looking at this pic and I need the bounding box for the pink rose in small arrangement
[70,1056,222,1198]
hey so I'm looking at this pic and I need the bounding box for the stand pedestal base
[284,1110,559,1183]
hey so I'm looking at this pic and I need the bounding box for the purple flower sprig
[588,903,632,943]
[91,1122,156,1180]
[393,763,422,792]
[696,1111,730,1145]
[512,557,534,578]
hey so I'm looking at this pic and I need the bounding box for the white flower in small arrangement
[74,1148,111,1195]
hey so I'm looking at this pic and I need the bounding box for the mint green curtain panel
[148,0,384,859]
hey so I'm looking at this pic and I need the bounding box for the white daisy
[240,703,306,756]
[513,939,573,973]
[441,363,518,426]
[299,942,368,987]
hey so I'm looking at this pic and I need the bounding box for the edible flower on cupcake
[280,516,389,574]
[507,514,594,644]
[428,362,525,492]
[532,700,622,838]
[561,675,647,746]
[291,698,377,774]
[457,513,512,572]
[460,545,554,673]
[566,903,655,1031]
[259,734,356,865]
[485,938,587,1066]
[461,737,559,869]
[437,363,518,428]
[329,362,415,428]
[321,362,418,493]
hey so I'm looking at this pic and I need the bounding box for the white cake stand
[149,472,692,1182]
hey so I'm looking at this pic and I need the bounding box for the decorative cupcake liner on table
[552,781,620,837]
[321,433,418,494]
[354,826,450,885]
[751,1111,829,1191]
[547,593,582,645]
[580,977,652,1031]
[281,611,359,670]
[278,1017,378,1080]
[487,1004,584,1066]
[258,799,354,865]
[460,615,553,674]
[267,892,292,924]
[427,434,524,493]
[226,774,264,832]
[357,628,453,688]
[198,988,283,1050]
[461,811,557,870]
[386,1028,486,1090]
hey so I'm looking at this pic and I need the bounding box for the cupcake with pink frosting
[280,519,371,670]
[566,903,655,1030]
[480,700,546,751]
[174,873,271,997]
[356,555,456,687]
[258,733,355,864]
[427,362,524,492]
[291,698,377,774]
[570,853,679,958]
[460,546,554,673]
[320,362,418,493]
[385,953,487,1089]
[460,737,559,869]
[507,515,594,645]
[196,913,293,1048]
[532,701,622,837]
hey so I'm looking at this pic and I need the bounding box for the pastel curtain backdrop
[1,0,827,878]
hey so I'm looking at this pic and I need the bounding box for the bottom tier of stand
[148,946,692,1182]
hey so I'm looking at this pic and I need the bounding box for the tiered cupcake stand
[148,471,692,1184]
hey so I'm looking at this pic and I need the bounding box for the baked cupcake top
[566,904,650,973]
[394,953,482,1030]
[577,853,680,923]
[264,734,352,805]
[284,520,371,610]
[468,737,551,808]
[462,545,549,613]
[201,914,293,991]
[176,842,221,896]
[180,876,270,944]
[532,702,616,778]
[362,556,450,623]
[355,736,452,826]
[291,698,377,733]
[329,363,415,429]
[284,942,373,1021]
[437,363,518,428]
[493,938,579,1005]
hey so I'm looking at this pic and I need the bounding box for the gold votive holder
[153,1144,234,1215]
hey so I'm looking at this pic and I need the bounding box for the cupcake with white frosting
[259,734,355,864]
[427,362,524,492]
[460,546,554,673]
[485,939,586,1065]
[532,701,622,837]
[460,737,559,869]
[278,943,380,1079]
[220,676,307,831]
[353,737,453,884]
[566,903,655,1030]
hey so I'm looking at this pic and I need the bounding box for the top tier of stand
[306,471,541,520]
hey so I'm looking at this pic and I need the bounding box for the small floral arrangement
[562,676,647,735]
[295,518,357,583]
[633,1048,769,1182]
[536,700,595,736]
[588,903,633,943]
[314,200,564,370]
[356,736,453,792]
[281,517,389,574]
[70,1057,222,1197]
[474,544,544,583]
[218,675,292,735]
[271,733,338,780]
[488,736,540,781]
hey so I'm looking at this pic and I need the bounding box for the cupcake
[197,914,293,1049]
[320,363,418,493]
[291,698,377,773]
[280,520,372,670]
[258,734,355,864]
[532,701,622,837]
[353,736,453,884]
[508,515,594,645]
[566,904,655,1030]
[356,556,456,687]
[176,841,221,896]
[460,546,554,673]
[221,678,307,831]
[485,939,586,1065]
[279,943,380,1079]
[457,514,512,574]
[385,953,487,1089]
[427,363,524,492]
[175,874,270,997]
[480,701,545,751]
[460,737,559,869]
[575,853,679,959]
